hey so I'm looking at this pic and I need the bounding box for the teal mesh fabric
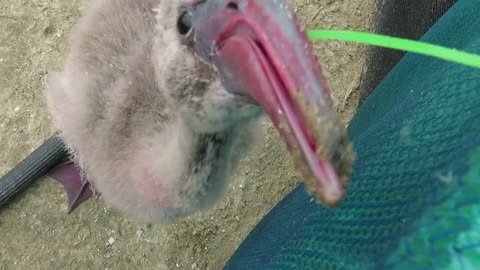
[224,0,480,269]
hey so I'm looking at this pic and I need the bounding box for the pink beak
[197,0,354,206]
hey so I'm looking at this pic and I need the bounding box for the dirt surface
[0,0,375,269]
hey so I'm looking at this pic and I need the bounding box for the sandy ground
[0,0,375,269]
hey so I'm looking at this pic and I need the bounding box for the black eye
[177,11,193,36]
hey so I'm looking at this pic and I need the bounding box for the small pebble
[106,237,115,246]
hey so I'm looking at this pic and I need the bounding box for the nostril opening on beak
[226,2,239,10]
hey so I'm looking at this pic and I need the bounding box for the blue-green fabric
[225,0,480,269]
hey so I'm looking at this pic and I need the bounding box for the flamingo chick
[45,0,354,223]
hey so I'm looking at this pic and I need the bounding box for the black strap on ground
[359,0,458,104]
[0,135,68,208]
